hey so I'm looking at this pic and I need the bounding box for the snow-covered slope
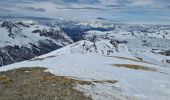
[0,21,73,66]
[1,40,170,100]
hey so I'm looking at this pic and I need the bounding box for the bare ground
[113,64,157,72]
[0,67,92,100]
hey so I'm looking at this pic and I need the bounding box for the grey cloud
[166,5,170,8]
[106,5,126,8]
[23,7,46,12]
[96,17,107,20]
[105,4,128,9]
[0,15,54,20]
[0,8,11,12]
[56,7,107,10]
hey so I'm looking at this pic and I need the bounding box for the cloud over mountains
[0,0,169,24]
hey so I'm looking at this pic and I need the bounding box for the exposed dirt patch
[113,64,157,72]
[29,55,56,61]
[92,80,118,84]
[106,55,154,65]
[0,67,92,100]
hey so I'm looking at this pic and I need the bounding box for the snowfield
[0,40,170,100]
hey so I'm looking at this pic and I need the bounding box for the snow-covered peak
[0,21,73,47]
[75,21,105,28]
[0,21,73,66]
[38,40,135,59]
[48,40,117,55]
[17,20,35,25]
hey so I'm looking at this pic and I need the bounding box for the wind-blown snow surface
[0,40,170,100]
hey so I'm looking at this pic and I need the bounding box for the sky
[0,0,170,24]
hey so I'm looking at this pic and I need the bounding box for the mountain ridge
[0,21,73,66]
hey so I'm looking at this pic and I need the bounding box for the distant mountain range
[0,20,170,66]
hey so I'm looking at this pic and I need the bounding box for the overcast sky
[0,0,170,24]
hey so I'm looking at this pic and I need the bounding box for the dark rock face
[1,21,20,38]
[0,21,73,67]
[0,40,62,66]
[159,50,170,56]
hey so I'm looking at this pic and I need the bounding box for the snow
[83,27,170,65]
[39,40,135,60]
[0,40,170,100]
[0,21,73,47]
